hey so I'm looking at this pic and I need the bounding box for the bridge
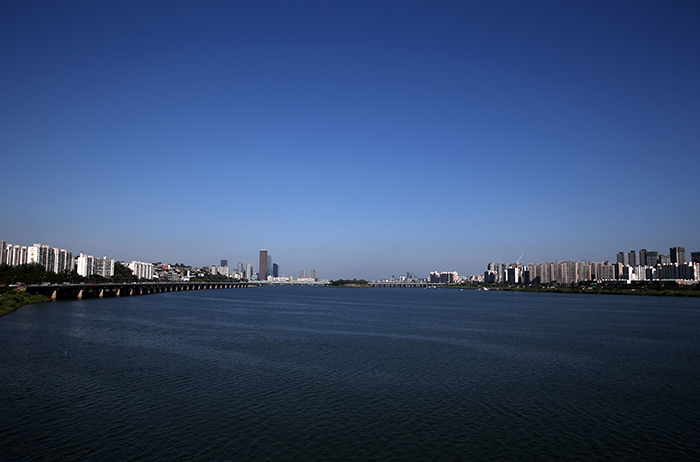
[259,280,327,286]
[368,282,442,288]
[24,281,257,301]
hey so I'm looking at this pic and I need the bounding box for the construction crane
[515,255,524,266]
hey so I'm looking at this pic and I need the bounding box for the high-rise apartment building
[616,252,626,265]
[576,261,591,282]
[75,253,113,278]
[1,240,73,273]
[670,247,686,264]
[691,252,700,264]
[645,250,659,266]
[300,269,306,278]
[94,257,115,278]
[272,263,279,278]
[211,265,230,277]
[245,262,253,280]
[129,261,154,280]
[27,245,40,264]
[639,249,647,267]
[259,250,268,281]
[430,271,459,283]
[76,252,94,277]
[220,259,228,267]
[310,269,316,279]
[47,247,58,272]
[628,250,638,267]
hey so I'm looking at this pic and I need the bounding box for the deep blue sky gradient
[2,1,699,279]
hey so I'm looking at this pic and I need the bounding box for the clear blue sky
[2,1,699,280]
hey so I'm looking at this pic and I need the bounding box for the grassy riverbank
[0,288,50,317]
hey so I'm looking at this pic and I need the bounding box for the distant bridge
[259,280,327,286]
[25,281,257,301]
[368,282,442,288]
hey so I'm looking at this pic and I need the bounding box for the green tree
[112,262,133,282]
[0,263,47,285]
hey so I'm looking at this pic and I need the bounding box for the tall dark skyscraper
[639,249,647,266]
[616,252,626,265]
[645,250,659,266]
[272,263,279,278]
[221,259,228,267]
[259,250,268,281]
[628,250,638,267]
[670,247,686,264]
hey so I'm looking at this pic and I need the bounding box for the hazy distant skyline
[2,1,699,280]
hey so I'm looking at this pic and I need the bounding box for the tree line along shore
[444,281,700,297]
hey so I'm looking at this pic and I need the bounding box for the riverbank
[326,279,372,288]
[0,289,50,317]
[446,283,700,297]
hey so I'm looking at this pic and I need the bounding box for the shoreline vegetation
[326,279,371,288]
[443,282,700,297]
[0,288,50,317]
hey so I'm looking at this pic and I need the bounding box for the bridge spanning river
[25,281,256,301]
[22,281,449,301]
[368,282,442,288]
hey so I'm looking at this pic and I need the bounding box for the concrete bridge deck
[25,281,256,301]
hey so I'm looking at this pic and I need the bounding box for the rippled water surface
[1,287,699,461]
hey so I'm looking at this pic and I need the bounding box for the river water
[1,287,699,461]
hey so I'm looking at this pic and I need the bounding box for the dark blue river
[1,287,699,461]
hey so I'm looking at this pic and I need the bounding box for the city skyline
[1,2,699,281]
[3,236,697,284]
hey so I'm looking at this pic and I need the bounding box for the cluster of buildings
[378,271,484,284]
[135,250,316,283]
[485,246,700,284]
[210,260,257,280]
[208,251,283,281]
[429,271,460,284]
[255,250,319,282]
[75,252,115,278]
[1,238,156,280]
[1,238,325,285]
[1,239,116,279]
[1,240,75,274]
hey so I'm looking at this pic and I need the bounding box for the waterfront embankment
[446,283,700,297]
